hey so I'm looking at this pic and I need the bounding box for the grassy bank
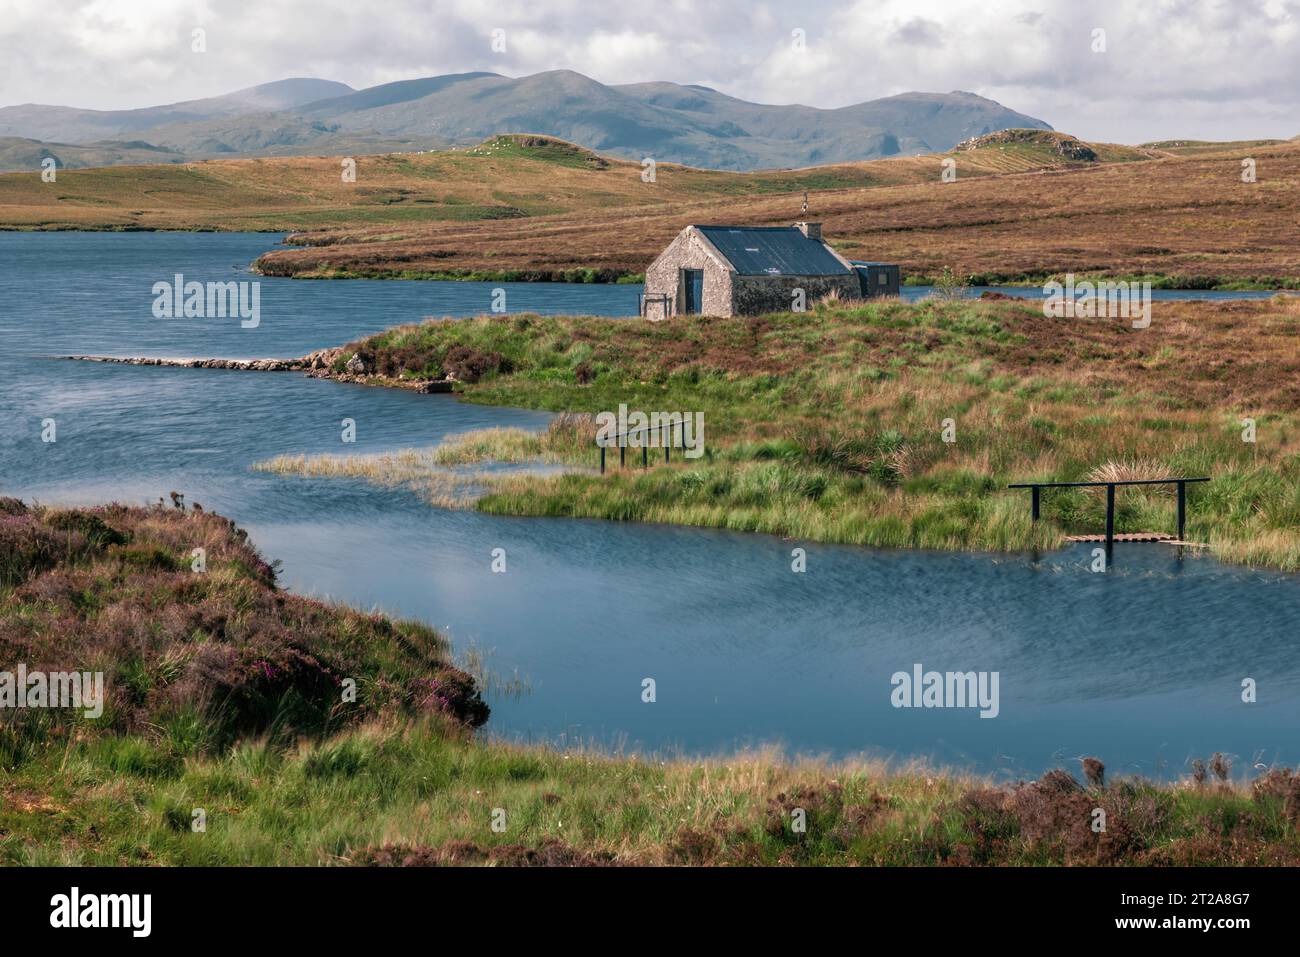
[3,499,1298,866]
[258,295,1300,571]
[10,716,1300,866]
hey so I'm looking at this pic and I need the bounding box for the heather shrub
[45,508,128,547]
[443,344,510,383]
[0,505,488,764]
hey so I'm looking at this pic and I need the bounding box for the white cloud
[0,0,1297,142]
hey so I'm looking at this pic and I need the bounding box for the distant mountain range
[0,71,1051,173]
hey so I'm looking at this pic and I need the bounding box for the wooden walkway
[1064,532,1208,547]
[1009,476,1211,556]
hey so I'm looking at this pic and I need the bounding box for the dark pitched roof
[694,225,851,277]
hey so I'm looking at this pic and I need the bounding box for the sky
[1,0,1297,143]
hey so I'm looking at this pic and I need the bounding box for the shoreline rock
[51,349,455,393]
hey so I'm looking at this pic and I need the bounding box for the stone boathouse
[641,222,898,319]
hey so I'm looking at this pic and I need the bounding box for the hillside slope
[247,134,1297,286]
[0,78,354,145]
[0,71,1049,171]
[4,131,1291,288]
[0,136,186,172]
[0,129,1141,233]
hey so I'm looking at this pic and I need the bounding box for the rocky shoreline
[53,348,456,393]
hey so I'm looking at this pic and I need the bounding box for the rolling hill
[241,132,1300,288]
[0,136,186,173]
[16,128,1289,292]
[0,78,354,145]
[0,70,1050,172]
[0,130,1137,234]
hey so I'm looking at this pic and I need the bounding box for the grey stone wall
[643,228,734,318]
[732,274,861,315]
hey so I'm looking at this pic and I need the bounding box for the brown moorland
[247,135,1300,287]
[5,130,1293,286]
[0,132,1030,233]
[4,131,1295,286]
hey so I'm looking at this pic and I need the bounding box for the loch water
[4,231,1299,779]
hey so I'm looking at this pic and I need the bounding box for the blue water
[4,231,1299,780]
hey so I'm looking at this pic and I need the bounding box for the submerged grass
[254,449,484,508]
[253,427,590,507]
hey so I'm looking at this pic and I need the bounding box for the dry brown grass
[6,132,1292,287]
[0,136,988,233]
[246,139,1300,286]
[14,131,1265,287]
[1086,460,1180,484]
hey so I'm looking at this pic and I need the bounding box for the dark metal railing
[1008,477,1210,553]
[598,422,691,474]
